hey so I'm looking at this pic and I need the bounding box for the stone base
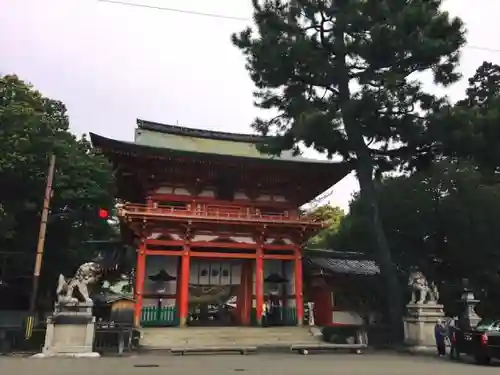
[32,352,100,358]
[400,345,439,356]
[403,303,445,348]
[40,303,97,357]
[405,303,445,317]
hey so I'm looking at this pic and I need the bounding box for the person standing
[447,316,460,359]
[262,300,269,326]
[435,319,447,356]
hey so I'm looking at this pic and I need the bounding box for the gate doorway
[187,258,247,326]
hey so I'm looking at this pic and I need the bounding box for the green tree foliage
[0,75,115,302]
[337,160,500,289]
[232,0,465,337]
[306,205,345,248]
[430,62,500,177]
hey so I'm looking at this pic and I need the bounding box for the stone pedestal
[403,303,445,354]
[459,288,480,330]
[33,303,100,358]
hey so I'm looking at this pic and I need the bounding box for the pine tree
[232,0,465,339]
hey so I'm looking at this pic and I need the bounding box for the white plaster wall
[189,234,255,243]
[199,189,215,197]
[155,186,174,194]
[265,237,293,244]
[234,192,249,200]
[256,194,272,201]
[231,236,255,243]
[191,234,218,242]
[147,232,182,240]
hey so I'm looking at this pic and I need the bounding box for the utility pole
[25,154,56,339]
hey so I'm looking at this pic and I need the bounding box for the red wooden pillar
[255,242,264,326]
[241,261,252,325]
[294,248,304,326]
[178,241,191,327]
[237,262,245,324]
[134,241,146,327]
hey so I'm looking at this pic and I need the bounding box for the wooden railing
[118,203,321,225]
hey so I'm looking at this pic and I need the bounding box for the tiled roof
[93,291,134,304]
[137,119,270,143]
[135,119,334,163]
[305,256,380,276]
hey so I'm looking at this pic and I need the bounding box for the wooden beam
[190,251,256,259]
[146,239,293,250]
[192,241,255,249]
[262,254,295,260]
[145,249,181,256]
[146,239,184,247]
[263,244,295,251]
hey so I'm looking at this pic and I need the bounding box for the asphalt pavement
[1,352,499,375]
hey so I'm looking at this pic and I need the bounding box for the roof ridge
[137,119,272,143]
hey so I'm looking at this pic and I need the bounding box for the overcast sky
[2,0,500,211]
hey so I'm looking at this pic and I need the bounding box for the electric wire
[98,0,500,54]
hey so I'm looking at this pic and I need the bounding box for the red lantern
[98,208,109,219]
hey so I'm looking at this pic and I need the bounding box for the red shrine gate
[91,119,349,327]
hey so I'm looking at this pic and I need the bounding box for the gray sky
[1,0,500,211]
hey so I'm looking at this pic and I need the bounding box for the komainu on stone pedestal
[34,261,112,358]
[403,270,445,353]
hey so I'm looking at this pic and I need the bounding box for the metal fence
[0,326,45,354]
[141,306,178,326]
[94,321,139,354]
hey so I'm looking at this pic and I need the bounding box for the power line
[98,0,249,21]
[98,0,500,54]
[462,45,500,53]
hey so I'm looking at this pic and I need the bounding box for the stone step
[142,333,310,340]
[141,327,320,349]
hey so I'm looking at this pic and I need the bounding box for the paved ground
[1,353,499,375]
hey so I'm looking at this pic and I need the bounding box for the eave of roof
[305,256,380,276]
[305,248,369,259]
[304,249,380,276]
[93,292,135,304]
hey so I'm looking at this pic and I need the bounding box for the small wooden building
[93,293,135,324]
[304,249,381,327]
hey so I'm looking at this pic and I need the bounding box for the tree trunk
[354,154,403,342]
[333,12,403,342]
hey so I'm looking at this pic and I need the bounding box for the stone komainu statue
[56,262,107,305]
[408,269,440,304]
